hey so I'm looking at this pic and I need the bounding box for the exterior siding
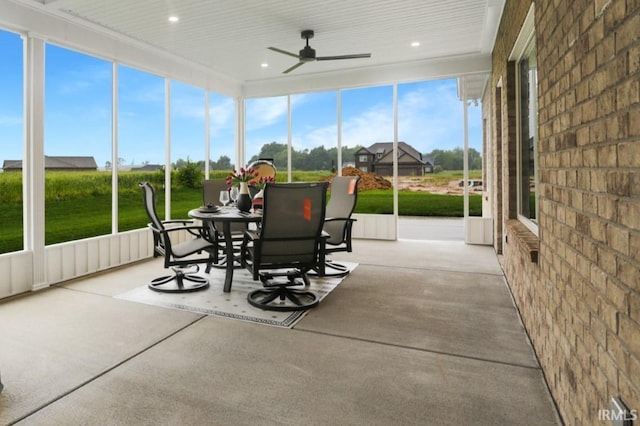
[488,0,640,424]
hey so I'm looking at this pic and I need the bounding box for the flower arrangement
[251,175,275,190]
[226,167,258,186]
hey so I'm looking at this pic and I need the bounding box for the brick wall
[488,0,640,424]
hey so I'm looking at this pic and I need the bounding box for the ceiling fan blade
[283,61,306,74]
[268,47,300,59]
[316,53,371,61]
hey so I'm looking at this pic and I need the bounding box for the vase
[236,182,252,212]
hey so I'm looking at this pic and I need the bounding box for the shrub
[175,161,203,189]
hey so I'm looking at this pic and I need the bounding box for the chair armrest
[325,216,356,223]
[161,219,194,225]
[161,219,199,236]
[149,223,208,238]
[244,229,261,242]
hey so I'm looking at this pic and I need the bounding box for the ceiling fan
[268,30,371,74]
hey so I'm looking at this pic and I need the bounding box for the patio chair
[309,175,360,277]
[139,182,215,293]
[202,179,247,267]
[241,182,329,311]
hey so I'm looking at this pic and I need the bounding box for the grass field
[0,170,482,253]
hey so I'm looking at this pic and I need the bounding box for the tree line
[426,147,482,171]
[171,143,482,173]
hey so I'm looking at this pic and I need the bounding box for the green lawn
[0,170,482,254]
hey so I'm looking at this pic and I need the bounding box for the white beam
[243,54,492,98]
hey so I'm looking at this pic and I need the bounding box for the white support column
[204,91,210,178]
[392,84,399,225]
[460,76,493,245]
[235,96,244,169]
[287,95,292,182]
[462,78,470,219]
[337,90,342,176]
[164,78,171,220]
[23,33,47,289]
[111,62,118,233]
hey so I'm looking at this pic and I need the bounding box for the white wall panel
[74,241,88,276]
[87,239,100,272]
[352,214,397,240]
[45,246,63,284]
[0,252,34,298]
[119,233,130,264]
[61,244,76,280]
[98,238,110,270]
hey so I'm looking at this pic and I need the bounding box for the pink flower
[226,167,259,186]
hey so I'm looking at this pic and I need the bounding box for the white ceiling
[8,0,504,96]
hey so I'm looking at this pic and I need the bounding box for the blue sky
[0,29,482,169]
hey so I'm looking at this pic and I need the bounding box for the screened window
[245,96,288,173]
[291,91,337,176]
[516,30,538,230]
[44,44,112,245]
[209,92,236,175]
[0,29,24,254]
[170,81,206,217]
[117,65,165,231]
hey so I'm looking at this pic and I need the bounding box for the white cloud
[209,96,235,128]
[245,96,288,131]
[341,104,394,148]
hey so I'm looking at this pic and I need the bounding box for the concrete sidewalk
[399,216,464,241]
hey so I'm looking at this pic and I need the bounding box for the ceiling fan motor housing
[299,46,316,61]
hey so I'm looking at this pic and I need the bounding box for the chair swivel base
[148,265,209,293]
[307,259,351,278]
[247,272,318,311]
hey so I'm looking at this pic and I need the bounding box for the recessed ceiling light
[261,62,269,68]
[411,41,420,47]
[168,16,179,23]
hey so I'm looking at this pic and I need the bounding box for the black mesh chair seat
[241,182,328,311]
[140,182,215,293]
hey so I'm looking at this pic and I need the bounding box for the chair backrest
[203,179,228,206]
[139,182,165,233]
[139,182,168,254]
[259,182,329,265]
[324,175,360,245]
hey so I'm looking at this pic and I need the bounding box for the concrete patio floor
[0,220,561,425]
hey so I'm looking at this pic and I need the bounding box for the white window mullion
[112,63,118,233]
[164,79,171,220]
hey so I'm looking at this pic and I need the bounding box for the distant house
[354,142,433,176]
[2,156,98,172]
[131,164,163,171]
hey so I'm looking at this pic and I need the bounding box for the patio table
[188,207,261,292]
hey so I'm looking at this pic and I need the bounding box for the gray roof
[364,142,427,165]
[2,156,98,170]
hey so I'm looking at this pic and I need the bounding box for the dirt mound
[324,167,392,191]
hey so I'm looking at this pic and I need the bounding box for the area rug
[114,262,357,328]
